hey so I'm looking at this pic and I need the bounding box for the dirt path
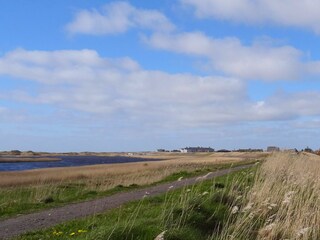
[0,164,253,239]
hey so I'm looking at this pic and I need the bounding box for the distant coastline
[0,156,61,163]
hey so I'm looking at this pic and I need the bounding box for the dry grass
[0,152,265,188]
[217,152,320,240]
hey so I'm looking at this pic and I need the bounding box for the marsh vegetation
[0,153,259,219]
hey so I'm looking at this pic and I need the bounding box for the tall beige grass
[218,152,320,240]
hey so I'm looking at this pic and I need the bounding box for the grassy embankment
[0,152,264,219]
[14,151,320,240]
[16,166,255,240]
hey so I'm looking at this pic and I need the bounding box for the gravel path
[0,164,253,239]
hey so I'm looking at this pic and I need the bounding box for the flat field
[0,152,266,187]
[0,152,265,218]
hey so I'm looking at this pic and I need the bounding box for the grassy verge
[0,160,257,219]
[15,167,256,240]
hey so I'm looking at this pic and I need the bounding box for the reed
[216,152,320,240]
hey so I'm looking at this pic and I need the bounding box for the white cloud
[0,106,6,114]
[145,32,304,80]
[293,119,320,129]
[257,91,320,118]
[66,1,174,35]
[0,106,29,122]
[0,49,246,125]
[64,2,320,82]
[181,0,320,33]
[0,48,140,84]
[1,49,320,128]
[306,61,320,75]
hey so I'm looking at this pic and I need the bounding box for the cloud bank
[181,0,320,33]
[1,49,320,129]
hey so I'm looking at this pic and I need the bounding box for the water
[0,156,161,171]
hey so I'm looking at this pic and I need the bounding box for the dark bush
[42,196,54,204]
[214,182,225,189]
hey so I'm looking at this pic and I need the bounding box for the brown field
[0,152,267,188]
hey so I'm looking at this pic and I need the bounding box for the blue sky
[0,0,320,152]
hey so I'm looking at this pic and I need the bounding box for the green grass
[15,167,257,240]
[0,183,139,219]
[0,161,257,219]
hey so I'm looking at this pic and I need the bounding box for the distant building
[180,147,215,153]
[267,146,280,152]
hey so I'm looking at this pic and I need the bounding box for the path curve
[0,164,253,239]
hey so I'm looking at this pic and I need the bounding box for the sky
[0,0,320,152]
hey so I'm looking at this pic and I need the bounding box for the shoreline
[0,157,61,163]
